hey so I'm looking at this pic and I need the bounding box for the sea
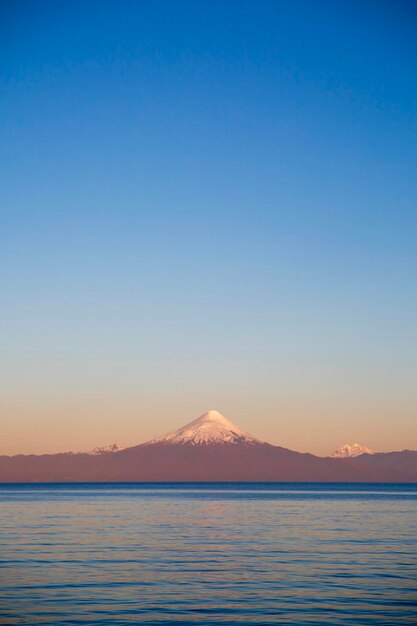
[0,483,416,625]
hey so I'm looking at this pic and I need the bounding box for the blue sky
[1,0,417,454]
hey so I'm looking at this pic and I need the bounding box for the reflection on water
[1,483,416,624]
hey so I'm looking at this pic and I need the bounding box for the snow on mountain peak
[89,443,121,455]
[330,443,374,458]
[146,410,260,446]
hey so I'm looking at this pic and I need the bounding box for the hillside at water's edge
[1,411,416,482]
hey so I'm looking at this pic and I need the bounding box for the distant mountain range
[1,410,416,482]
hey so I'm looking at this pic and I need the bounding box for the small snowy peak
[146,410,260,446]
[89,443,121,455]
[330,443,374,458]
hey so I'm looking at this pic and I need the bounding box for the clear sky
[1,0,416,456]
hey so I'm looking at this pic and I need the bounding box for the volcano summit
[147,410,261,446]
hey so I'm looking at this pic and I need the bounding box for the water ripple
[1,483,416,624]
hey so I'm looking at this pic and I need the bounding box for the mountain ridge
[0,410,416,483]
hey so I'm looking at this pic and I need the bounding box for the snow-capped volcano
[330,443,374,458]
[146,410,261,446]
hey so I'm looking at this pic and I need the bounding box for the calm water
[1,483,416,625]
